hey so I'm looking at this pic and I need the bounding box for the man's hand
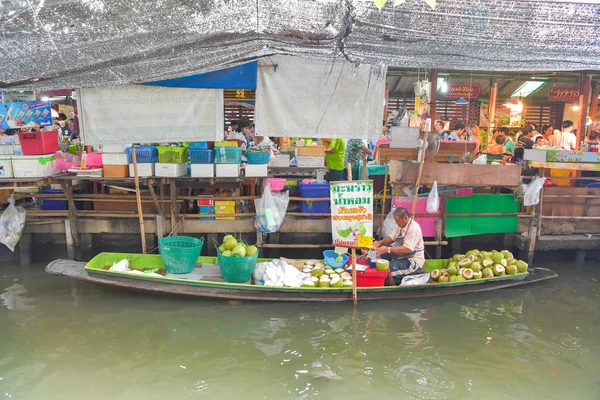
[376,246,389,256]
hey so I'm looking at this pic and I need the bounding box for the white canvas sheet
[255,55,386,139]
[79,85,223,145]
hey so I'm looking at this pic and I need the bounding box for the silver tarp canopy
[1,0,599,91]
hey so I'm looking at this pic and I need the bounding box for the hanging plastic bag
[0,196,26,252]
[254,185,289,233]
[524,176,546,206]
[426,180,439,213]
[400,273,430,286]
[473,153,487,165]
[382,207,397,238]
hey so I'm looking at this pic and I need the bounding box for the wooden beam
[488,78,498,146]
[590,81,598,124]
[131,145,147,254]
[577,73,592,148]
[429,69,438,121]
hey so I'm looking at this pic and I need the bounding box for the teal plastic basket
[159,236,204,274]
[217,251,259,283]
[245,151,271,164]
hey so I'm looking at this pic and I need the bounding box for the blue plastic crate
[214,147,242,164]
[189,142,209,149]
[126,146,158,163]
[198,205,214,220]
[40,189,84,211]
[298,181,330,219]
[190,149,215,164]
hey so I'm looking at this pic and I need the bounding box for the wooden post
[576,73,592,149]
[590,81,598,124]
[59,180,79,247]
[411,135,428,216]
[362,154,367,181]
[147,178,165,236]
[488,78,498,146]
[347,163,358,306]
[429,69,438,122]
[131,145,147,254]
[435,218,443,259]
[170,179,179,235]
[379,164,388,239]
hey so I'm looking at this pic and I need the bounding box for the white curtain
[255,55,386,139]
[79,85,223,145]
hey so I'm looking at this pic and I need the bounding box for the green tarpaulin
[445,194,519,238]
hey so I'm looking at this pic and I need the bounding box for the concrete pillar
[18,233,32,266]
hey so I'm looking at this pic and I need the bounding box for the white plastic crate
[245,164,268,177]
[154,163,187,177]
[297,156,324,168]
[191,164,214,178]
[129,163,155,177]
[268,155,290,167]
[0,158,13,178]
[216,164,240,178]
[101,143,127,153]
[12,154,61,178]
[102,152,129,165]
[0,145,14,155]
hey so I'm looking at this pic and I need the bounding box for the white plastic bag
[473,154,487,165]
[254,186,289,233]
[524,176,546,206]
[382,207,397,238]
[426,180,439,214]
[0,197,26,252]
[263,259,307,287]
[400,273,430,286]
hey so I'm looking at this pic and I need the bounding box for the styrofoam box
[101,143,127,153]
[12,154,61,178]
[154,163,187,177]
[297,156,324,168]
[0,145,14,155]
[245,164,268,177]
[523,149,547,162]
[216,164,240,178]
[268,155,290,167]
[102,152,129,165]
[0,158,13,178]
[191,164,214,178]
[129,163,155,177]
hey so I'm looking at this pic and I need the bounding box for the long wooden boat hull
[46,258,558,302]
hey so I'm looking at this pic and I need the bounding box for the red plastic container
[266,178,286,191]
[84,152,103,168]
[19,130,59,155]
[355,267,388,287]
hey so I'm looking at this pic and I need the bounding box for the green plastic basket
[159,236,204,274]
[157,146,189,164]
[217,251,259,283]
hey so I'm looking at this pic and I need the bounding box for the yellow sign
[357,235,373,249]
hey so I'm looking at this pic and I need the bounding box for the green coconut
[470,261,482,272]
[302,283,316,288]
[246,245,258,256]
[303,267,313,274]
[221,250,232,257]
[505,264,518,275]
[376,259,390,271]
[458,257,472,268]
[493,264,506,276]
[516,260,528,273]
[319,276,331,288]
[449,275,458,283]
[232,245,246,257]
[447,265,459,276]
[342,280,353,287]
[482,268,494,278]
[341,272,352,280]
[447,262,457,270]
[311,268,324,277]
[472,270,483,280]
[465,249,479,257]
[218,244,226,254]
[439,273,450,283]
[430,269,441,281]
[334,268,344,275]
[451,254,462,262]
[501,250,513,260]
[482,257,494,268]
[492,252,504,264]
[324,268,336,276]
[455,275,467,282]
[461,268,474,280]
[223,236,238,251]
[441,268,448,275]
[330,275,343,288]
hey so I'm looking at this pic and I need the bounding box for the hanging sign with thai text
[330,181,374,247]
[444,83,481,99]
[548,86,580,102]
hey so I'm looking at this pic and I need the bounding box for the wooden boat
[45,252,558,302]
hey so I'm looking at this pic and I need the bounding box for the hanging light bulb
[455,96,468,105]
[572,103,580,111]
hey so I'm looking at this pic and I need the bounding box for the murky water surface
[0,262,599,399]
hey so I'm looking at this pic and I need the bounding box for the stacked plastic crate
[214,142,242,178]
[155,146,188,177]
[126,146,158,177]
[189,142,215,178]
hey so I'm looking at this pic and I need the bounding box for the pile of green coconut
[300,261,354,288]
[430,249,528,283]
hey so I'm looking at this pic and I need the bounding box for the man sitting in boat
[374,207,425,285]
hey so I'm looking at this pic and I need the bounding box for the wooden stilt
[347,163,358,306]
[147,178,165,236]
[170,179,178,235]
[411,135,428,216]
[131,145,147,254]
[379,164,388,239]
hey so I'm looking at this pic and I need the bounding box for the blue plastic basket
[189,141,209,149]
[126,146,158,163]
[245,151,271,164]
[159,236,204,274]
[214,147,242,164]
[323,250,350,268]
[190,149,215,164]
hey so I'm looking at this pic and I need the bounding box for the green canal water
[0,262,599,399]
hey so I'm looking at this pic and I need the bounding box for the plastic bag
[400,273,430,286]
[253,262,269,285]
[262,259,307,287]
[473,154,487,164]
[254,185,289,233]
[0,197,26,252]
[524,176,546,206]
[426,180,439,213]
[382,207,397,238]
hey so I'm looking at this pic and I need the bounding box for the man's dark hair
[435,120,445,128]
[523,124,537,136]
[541,124,552,133]
[57,113,68,121]
[495,135,506,145]
[499,126,510,135]
[454,122,465,130]
[394,207,409,218]
[563,120,574,129]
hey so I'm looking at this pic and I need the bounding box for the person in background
[435,120,458,141]
[374,207,425,285]
[532,134,545,147]
[486,135,506,154]
[372,120,390,161]
[585,123,599,143]
[517,124,537,150]
[541,124,553,144]
[325,138,346,181]
[466,124,482,153]
[500,127,515,153]
[453,122,467,140]
[345,139,373,180]
[554,120,576,150]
